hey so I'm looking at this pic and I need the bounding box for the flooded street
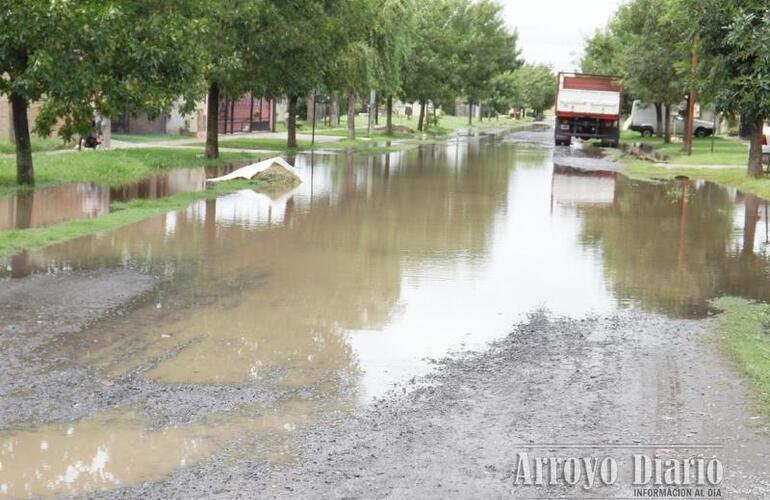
[1,127,769,498]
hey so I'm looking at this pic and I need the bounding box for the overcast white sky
[501,0,624,72]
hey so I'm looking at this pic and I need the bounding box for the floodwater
[2,131,770,496]
[0,164,239,231]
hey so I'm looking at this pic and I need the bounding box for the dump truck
[554,73,623,147]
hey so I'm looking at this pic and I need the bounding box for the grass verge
[0,179,280,258]
[620,131,750,166]
[213,137,418,155]
[622,161,770,201]
[0,137,71,154]
[712,297,770,417]
[0,148,262,196]
[616,131,770,201]
[311,115,530,139]
[112,133,196,143]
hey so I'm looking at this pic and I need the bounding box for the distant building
[113,93,277,136]
[0,95,63,141]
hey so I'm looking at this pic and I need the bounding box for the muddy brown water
[0,165,239,231]
[2,134,770,496]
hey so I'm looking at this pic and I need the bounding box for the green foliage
[255,1,341,99]
[581,0,686,108]
[581,29,623,75]
[372,0,417,96]
[0,1,207,140]
[401,0,464,104]
[614,0,686,106]
[457,0,521,106]
[687,0,770,124]
[515,64,556,116]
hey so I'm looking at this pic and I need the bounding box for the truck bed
[555,74,622,119]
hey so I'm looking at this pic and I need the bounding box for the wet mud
[92,312,770,499]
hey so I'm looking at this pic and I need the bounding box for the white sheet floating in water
[207,157,302,183]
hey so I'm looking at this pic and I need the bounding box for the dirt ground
[82,310,769,499]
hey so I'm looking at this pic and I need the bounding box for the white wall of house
[166,100,192,135]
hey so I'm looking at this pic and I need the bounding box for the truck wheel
[695,128,707,138]
[642,128,653,138]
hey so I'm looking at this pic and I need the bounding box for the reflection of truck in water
[627,100,714,138]
[550,165,617,212]
[554,73,622,148]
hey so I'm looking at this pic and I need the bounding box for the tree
[486,70,522,116]
[612,0,687,143]
[246,1,340,149]
[0,1,205,185]
[681,0,770,176]
[515,64,556,118]
[582,1,687,144]
[581,28,624,76]
[200,1,269,158]
[325,0,378,140]
[401,0,464,131]
[371,0,416,135]
[456,0,521,125]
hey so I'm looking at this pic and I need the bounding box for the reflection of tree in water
[37,143,520,387]
[578,177,770,318]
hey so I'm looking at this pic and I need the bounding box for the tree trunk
[748,117,764,177]
[347,91,356,140]
[655,103,663,137]
[663,104,672,144]
[306,92,315,124]
[386,96,393,135]
[331,93,340,126]
[374,93,379,125]
[468,103,473,125]
[287,95,298,149]
[418,99,426,131]
[205,83,220,159]
[10,92,34,185]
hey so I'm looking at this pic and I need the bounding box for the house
[0,95,63,142]
[113,93,277,137]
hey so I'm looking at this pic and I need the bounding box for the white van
[628,100,714,137]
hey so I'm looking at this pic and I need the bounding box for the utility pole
[311,92,317,146]
[684,35,699,156]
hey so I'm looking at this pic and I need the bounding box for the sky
[501,0,624,72]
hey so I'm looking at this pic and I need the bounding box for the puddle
[3,135,770,495]
[0,164,241,231]
[0,399,320,498]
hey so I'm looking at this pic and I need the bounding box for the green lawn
[712,297,770,418]
[622,159,770,201]
[617,131,770,200]
[312,114,530,138]
[0,136,71,154]
[0,148,262,196]
[0,179,277,258]
[620,130,750,166]
[212,136,417,155]
[112,133,196,143]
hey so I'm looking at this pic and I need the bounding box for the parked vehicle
[554,73,622,147]
[628,100,714,138]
